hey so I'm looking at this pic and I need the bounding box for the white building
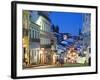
[25,11,57,65]
[29,11,40,64]
[29,11,57,64]
[82,13,91,63]
[29,21,40,64]
[82,13,91,48]
[36,12,51,46]
[36,12,54,64]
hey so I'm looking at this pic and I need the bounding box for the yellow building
[22,11,57,67]
[22,10,30,67]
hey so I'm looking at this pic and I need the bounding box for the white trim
[17,3,96,77]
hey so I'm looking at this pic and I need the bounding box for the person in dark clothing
[56,56,59,66]
[59,55,64,67]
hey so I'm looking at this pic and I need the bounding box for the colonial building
[82,13,91,48]
[22,10,41,67]
[28,11,40,65]
[22,10,30,67]
[82,13,91,63]
[29,20,40,65]
[36,11,57,64]
[36,12,51,48]
[23,10,57,67]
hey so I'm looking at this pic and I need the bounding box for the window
[34,50,36,56]
[32,30,34,38]
[37,32,38,39]
[47,39,49,44]
[32,50,34,58]
[29,29,31,38]
[23,28,28,37]
[42,23,44,31]
[37,31,39,39]
[30,29,33,39]
[44,23,46,31]
[37,31,38,39]
[35,31,38,39]
[89,48,91,53]
[34,30,36,39]
[23,47,26,54]
[38,32,40,38]
[40,38,43,44]
[35,31,37,39]
[45,22,46,29]
[41,23,43,30]
[45,39,46,44]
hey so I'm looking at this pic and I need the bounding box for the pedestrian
[56,56,59,66]
[25,58,28,67]
[59,56,64,67]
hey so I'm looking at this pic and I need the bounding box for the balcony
[40,44,51,48]
[29,38,40,42]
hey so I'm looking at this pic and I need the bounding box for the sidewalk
[33,65,56,69]
[24,64,57,69]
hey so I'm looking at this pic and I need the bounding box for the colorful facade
[29,21,40,65]
[22,10,30,67]
[23,11,58,67]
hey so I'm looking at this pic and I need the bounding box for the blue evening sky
[49,12,83,36]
